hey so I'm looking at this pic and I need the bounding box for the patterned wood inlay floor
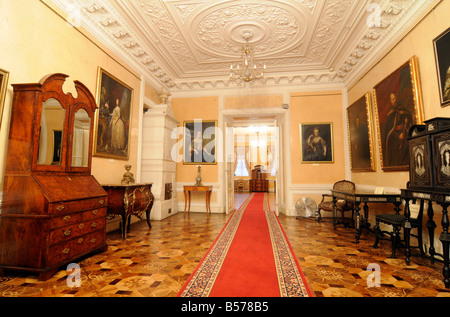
[0,193,449,297]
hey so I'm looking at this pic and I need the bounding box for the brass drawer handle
[98,199,104,205]
[79,223,85,229]
[92,209,99,215]
[78,238,84,244]
[90,238,96,244]
[63,215,71,221]
[91,222,97,228]
[62,248,70,254]
[64,230,71,236]
[56,205,65,211]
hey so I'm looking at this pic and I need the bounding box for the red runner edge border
[177,193,314,297]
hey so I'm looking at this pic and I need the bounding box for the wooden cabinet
[103,184,154,239]
[249,165,268,192]
[0,73,108,280]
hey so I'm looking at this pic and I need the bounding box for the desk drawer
[49,196,108,214]
[47,230,105,267]
[48,217,106,246]
[49,207,106,230]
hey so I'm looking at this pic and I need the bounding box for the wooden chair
[237,180,245,192]
[373,199,425,259]
[317,180,355,227]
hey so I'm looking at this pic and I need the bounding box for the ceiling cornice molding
[49,0,437,94]
[344,0,440,89]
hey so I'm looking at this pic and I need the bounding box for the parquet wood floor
[1,193,449,297]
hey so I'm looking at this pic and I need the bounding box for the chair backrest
[333,180,355,193]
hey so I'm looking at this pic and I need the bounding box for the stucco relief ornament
[159,88,171,104]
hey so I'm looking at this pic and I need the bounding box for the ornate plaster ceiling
[51,0,435,92]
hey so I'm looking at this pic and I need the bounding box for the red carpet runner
[178,193,313,297]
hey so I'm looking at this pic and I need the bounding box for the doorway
[222,108,286,216]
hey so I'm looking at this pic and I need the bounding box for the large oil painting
[94,67,133,160]
[433,27,450,107]
[347,93,375,172]
[373,56,424,171]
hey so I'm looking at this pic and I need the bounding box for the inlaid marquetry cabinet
[0,73,108,280]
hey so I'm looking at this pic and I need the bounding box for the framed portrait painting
[433,27,450,107]
[347,93,376,172]
[373,56,424,171]
[0,68,9,128]
[93,67,133,160]
[183,120,217,164]
[299,123,334,163]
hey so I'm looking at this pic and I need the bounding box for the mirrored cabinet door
[37,97,66,168]
[71,108,91,168]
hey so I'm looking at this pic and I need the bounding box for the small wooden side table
[184,185,212,214]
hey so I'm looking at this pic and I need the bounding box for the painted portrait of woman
[94,68,133,160]
[300,123,333,163]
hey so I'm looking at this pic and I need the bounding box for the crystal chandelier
[230,32,266,82]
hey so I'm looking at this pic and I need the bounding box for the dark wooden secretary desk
[0,73,108,280]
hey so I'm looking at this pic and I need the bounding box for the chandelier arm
[229,40,266,82]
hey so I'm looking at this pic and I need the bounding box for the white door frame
[220,107,287,216]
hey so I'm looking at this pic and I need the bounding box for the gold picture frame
[373,56,424,171]
[183,120,217,165]
[347,92,376,172]
[93,67,133,160]
[299,122,334,164]
[0,68,10,128]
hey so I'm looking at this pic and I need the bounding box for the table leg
[363,202,370,229]
[426,200,437,263]
[207,190,211,213]
[121,214,128,240]
[188,191,191,212]
[403,198,411,265]
[439,204,450,288]
[146,198,154,229]
[355,202,361,243]
[184,190,187,214]
[332,195,337,230]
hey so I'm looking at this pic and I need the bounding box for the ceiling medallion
[229,31,266,83]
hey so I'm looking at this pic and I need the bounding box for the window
[235,153,249,176]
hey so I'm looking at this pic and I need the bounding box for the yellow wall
[0,0,146,188]
[145,82,162,105]
[171,96,219,206]
[290,91,346,184]
[171,96,219,183]
[224,95,283,109]
[348,0,450,189]
[346,1,449,254]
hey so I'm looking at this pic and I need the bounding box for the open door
[275,122,282,216]
[225,121,235,214]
